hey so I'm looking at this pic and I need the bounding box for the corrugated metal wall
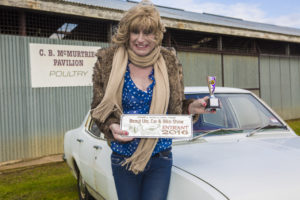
[178,52,259,91]
[178,52,222,86]
[0,35,108,162]
[260,55,300,120]
[223,55,259,89]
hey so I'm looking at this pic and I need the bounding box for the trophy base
[206,98,221,110]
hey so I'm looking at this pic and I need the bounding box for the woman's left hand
[188,96,216,114]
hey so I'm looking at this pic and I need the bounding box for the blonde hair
[112,1,166,46]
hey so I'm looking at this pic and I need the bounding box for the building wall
[223,55,259,90]
[178,52,222,87]
[260,55,300,120]
[0,35,106,162]
[178,52,259,93]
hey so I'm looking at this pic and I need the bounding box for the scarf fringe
[121,138,158,175]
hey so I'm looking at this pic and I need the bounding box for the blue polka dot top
[110,64,172,157]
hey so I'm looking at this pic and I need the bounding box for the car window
[186,93,283,135]
[88,119,105,139]
[202,108,227,127]
[228,96,268,129]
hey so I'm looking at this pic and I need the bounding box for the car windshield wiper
[190,128,244,141]
[246,124,287,137]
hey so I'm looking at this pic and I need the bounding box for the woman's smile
[129,31,156,56]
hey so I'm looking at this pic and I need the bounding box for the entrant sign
[121,114,193,138]
[29,43,99,88]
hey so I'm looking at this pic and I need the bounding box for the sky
[140,0,300,29]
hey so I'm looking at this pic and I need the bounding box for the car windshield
[186,93,284,137]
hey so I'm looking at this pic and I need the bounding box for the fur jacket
[91,46,195,140]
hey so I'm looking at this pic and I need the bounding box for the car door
[87,119,118,200]
[76,117,100,191]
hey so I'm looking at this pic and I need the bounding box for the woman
[91,1,212,199]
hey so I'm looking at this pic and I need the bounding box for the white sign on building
[29,43,100,88]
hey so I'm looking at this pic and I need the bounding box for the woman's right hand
[109,123,134,142]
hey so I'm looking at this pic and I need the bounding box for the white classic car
[64,87,300,200]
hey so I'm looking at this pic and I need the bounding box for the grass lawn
[0,162,77,200]
[286,118,300,136]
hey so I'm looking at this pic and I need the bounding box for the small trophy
[206,76,220,110]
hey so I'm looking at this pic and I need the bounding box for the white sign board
[121,114,193,138]
[29,43,99,88]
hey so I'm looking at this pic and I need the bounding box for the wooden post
[285,43,290,56]
[218,36,222,51]
[165,30,171,47]
[107,23,112,42]
[19,10,26,36]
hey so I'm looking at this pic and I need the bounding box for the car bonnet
[172,136,300,200]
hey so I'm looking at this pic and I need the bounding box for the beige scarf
[92,45,170,174]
